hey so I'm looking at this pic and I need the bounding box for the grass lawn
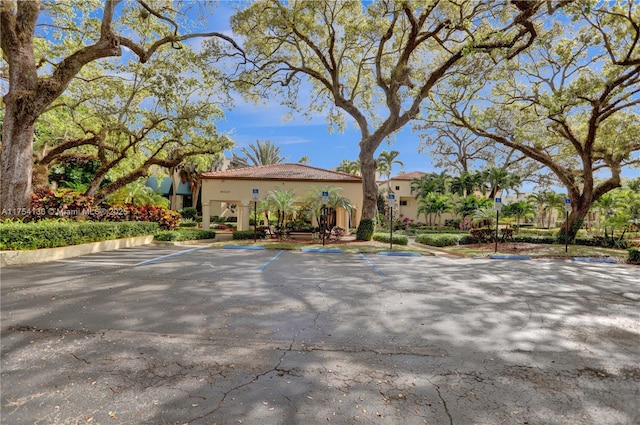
[210,238,431,255]
[443,242,630,261]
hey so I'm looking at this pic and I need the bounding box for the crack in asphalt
[186,313,322,424]
[427,377,453,425]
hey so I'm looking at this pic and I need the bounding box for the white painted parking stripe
[135,247,208,266]
[58,260,132,266]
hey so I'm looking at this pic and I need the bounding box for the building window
[400,200,408,206]
[395,186,400,190]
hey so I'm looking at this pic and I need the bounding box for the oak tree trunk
[1,105,36,213]
[358,141,379,223]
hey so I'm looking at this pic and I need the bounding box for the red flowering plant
[29,188,95,221]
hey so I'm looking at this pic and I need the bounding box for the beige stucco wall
[201,179,363,231]
[385,178,457,225]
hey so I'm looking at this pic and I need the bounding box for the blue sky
[215,98,430,174]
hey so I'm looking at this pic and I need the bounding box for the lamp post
[252,189,259,243]
[321,191,329,246]
[388,193,396,250]
[494,197,502,253]
[564,198,571,253]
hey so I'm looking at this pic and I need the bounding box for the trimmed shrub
[512,235,556,244]
[415,233,462,247]
[154,229,216,242]
[518,227,588,238]
[356,218,375,241]
[0,220,158,250]
[628,248,640,265]
[178,207,198,220]
[470,228,495,243]
[372,233,408,245]
[232,229,267,240]
[178,221,198,227]
[458,235,475,245]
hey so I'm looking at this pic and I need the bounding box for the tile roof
[379,171,426,184]
[201,163,362,182]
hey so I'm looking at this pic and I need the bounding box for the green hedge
[415,233,462,247]
[154,229,216,242]
[0,220,158,250]
[627,248,639,264]
[518,228,588,238]
[372,233,408,245]
[232,229,267,240]
[513,234,556,244]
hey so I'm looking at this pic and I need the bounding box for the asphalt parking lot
[1,245,639,425]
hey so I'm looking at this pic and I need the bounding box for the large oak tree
[217,0,560,238]
[0,0,240,213]
[32,44,232,204]
[442,1,640,239]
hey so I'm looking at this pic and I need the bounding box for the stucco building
[200,163,363,231]
[378,171,427,222]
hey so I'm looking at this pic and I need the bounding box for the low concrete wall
[0,235,154,267]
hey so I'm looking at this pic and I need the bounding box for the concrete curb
[572,257,618,264]
[152,238,217,246]
[300,248,343,253]
[223,245,265,250]
[0,235,154,267]
[379,251,422,257]
[490,255,532,260]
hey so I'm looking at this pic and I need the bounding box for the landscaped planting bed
[0,220,158,250]
[154,229,216,242]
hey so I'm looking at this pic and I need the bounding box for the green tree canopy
[0,0,240,213]
[217,0,556,238]
[441,1,640,239]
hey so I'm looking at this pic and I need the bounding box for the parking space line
[58,260,133,266]
[360,253,385,277]
[259,250,284,272]
[135,247,208,267]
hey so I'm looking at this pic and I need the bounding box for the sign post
[321,191,329,246]
[494,198,502,253]
[252,189,259,243]
[388,193,396,250]
[564,198,571,253]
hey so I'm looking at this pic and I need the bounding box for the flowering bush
[29,188,95,220]
[121,204,181,230]
[27,189,180,229]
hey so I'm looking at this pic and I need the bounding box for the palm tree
[482,168,522,198]
[527,191,549,227]
[411,172,449,199]
[472,206,496,227]
[377,150,404,182]
[230,140,286,168]
[454,195,491,219]
[503,200,535,228]
[298,156,311,165]
[261,187,298,238]
[304,186,354,229]
[545,192,565,229]
[107,179,170,208]
[336,159,361,175]
[450,171,483,197]
[627,177,640,193]
[418,193,453,229]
